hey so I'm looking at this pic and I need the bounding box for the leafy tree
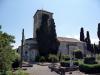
[0,26,16,73]
[80,27,85,42]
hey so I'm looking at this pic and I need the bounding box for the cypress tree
[80,27,85,42]
[20,29,24,68]
[48,18,60,54]
[91,44,94,56]
[0,25,1,29]
[86,31,91,44]
[36,14,60,56]
[97,23,100,40]
[97,23,100,55]
[36,14,49,56]
[94,43,98,54]
[85,31,92,52]
[98,41,100,55]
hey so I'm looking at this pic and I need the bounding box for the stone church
[18,10,86,62]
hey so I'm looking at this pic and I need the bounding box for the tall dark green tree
[94,43,99,55]
[80,27,85,42]
[36,14,59,56]
[97,23,100,40]
[85,31,91,44]
[20,29,24,68]
[97,23,100,54]
[91,44,95,56]
[0,25,1,29]
[85,31,92,52]
[48,18,60,54]
[36,14,50,56]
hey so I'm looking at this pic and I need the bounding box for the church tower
[33,10,53,38]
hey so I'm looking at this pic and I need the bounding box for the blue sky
[0,0,100,48]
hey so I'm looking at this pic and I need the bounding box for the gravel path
[26,64,59,75]
[26,64,86,75]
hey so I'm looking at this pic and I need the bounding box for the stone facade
[58,37,86,55]
[33,10,53,38]
[18,38,38,62]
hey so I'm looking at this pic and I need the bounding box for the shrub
[6,71,13,75]
[14,69,28,75]
[60,55,70,61]
[84,57,97,64]
[39,56,45,62]
[60,61,70,67]
[74,61,79,66]
[0,71,13,75]
[0,70,29,75]
[79,64,100,74]
[73,50,83,59]
[48,54,59,62]
[96,55,100,60]
[60,61,79,67]
[12,59,20,68]
[35,55,40,62]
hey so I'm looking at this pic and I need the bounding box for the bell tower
[33,10,53,38]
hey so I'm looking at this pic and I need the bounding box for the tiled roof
[25,37,82,43]
[57,37,82,43]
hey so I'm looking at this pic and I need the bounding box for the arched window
[25,51,28,55]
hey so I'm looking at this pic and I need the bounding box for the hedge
[79,64,100,74]
[73,50,83,59]
[39,56,45,62]
[60,61,79,67]
[84,57,97,64]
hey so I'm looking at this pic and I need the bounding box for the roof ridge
[57,37,81,42]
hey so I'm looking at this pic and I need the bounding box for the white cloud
[65,34,79,40]
[91,38,99,44]
[73,35,79,40]
[12,43,20,49]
